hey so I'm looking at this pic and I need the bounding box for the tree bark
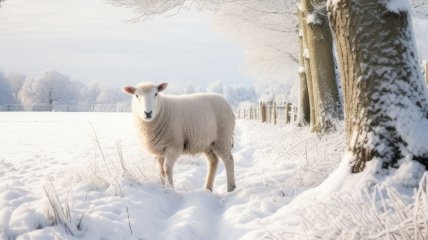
[328,0,428,173]
[301,0,341,133]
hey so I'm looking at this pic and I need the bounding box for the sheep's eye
[135,94,139,98]
[155,93,158,97]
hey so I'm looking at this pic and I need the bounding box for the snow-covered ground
[0,112,426,239]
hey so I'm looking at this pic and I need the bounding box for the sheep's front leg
[156,156,166,185]
[204,150,219,191]
[164,154,177,188]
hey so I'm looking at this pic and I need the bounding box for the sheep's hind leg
[204,149,219,192]
[156,156,166,185]
[217,150,236,192]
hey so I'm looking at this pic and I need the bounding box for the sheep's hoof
[227,185,236,192]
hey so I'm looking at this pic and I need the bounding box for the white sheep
[123,82,236,192]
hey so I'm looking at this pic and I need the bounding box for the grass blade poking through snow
[89,122,113,180]
[43,178,81,236]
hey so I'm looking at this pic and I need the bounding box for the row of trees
[0,70,128,106]
[106,0,428,175]
[0,70,256,107]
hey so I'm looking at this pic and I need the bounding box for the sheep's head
[122,82,168,122]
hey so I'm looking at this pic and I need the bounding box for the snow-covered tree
[184,82,195,94]
[297,0,341,132]
[5,72,25,104]
[96,86,127,104]
[19,70,83,106]
[0,71,14,104]
[207,80,224,94]
[80,81,102,104]
[224,85,257,107]
[327,0,428,173]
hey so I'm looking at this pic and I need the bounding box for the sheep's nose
[144,111,152,118]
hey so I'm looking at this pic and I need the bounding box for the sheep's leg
[156,156,166,185]
[204,150,219,192]
[164,155,177,189]
[221,152,236,192]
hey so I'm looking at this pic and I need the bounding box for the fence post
[260,102,266,123]
[294,106,298,122]
[285,102,290,124]
[273,102,277,125]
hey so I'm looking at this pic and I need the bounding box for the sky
[0,0,253,88]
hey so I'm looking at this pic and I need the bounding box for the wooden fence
[235,102,298,125]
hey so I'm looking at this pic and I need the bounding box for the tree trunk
[425,61,428,84]
[299,9,317,131]
[298,12,311,126]
[302,0,341,133]
[328,0,428,173]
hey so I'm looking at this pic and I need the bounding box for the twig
[127,206,133,235]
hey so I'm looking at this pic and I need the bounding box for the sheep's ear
[157,82,168,92]
[122,86,136,95]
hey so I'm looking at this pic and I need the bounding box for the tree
[327,0,428,173]
[0,71,14,104]
[224,84,257,107]
[207,80,224,94]
[5,72,25,104]
[81,81,102,104]
[300,0,342,133]
[96,86,127,104]
[19,70,83,106]
[214,0,300,91]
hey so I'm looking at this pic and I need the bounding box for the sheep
[122,82,236,192]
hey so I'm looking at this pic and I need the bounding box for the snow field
[0,112,344,239]
[2,112,426,240]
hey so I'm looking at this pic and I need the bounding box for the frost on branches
[328,0,428,175]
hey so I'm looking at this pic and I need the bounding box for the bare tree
[328,0,428,173]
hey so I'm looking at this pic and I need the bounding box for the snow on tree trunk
[301,0,341,133]
[328,0,428,173]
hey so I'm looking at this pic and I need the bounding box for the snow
[303,48,309,59]
[386,0,411,13]
[0,112,426,239]
[306,13,321,25]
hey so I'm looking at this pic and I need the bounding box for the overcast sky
[0,0,252,88]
